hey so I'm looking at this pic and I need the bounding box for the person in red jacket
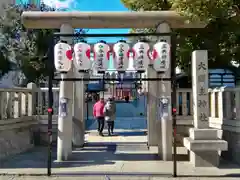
[93,98,105,136]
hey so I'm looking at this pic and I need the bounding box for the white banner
[156,96,171,121]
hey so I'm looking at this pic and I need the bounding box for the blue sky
[18,0,130,43]
[72,0,130,43]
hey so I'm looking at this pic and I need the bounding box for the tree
[121,0,240,73]
[0,3,87,86]
[0,3,56,85]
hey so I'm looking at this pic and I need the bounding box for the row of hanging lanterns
[54,40,170,73]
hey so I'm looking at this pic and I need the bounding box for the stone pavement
[0,129,240,180]
[86,117,147,130]
[1,176,240,180]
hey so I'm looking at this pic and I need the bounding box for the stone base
[0,127,34,160]
[183,128,228,167]
[55,150,73,162]
[72,117,85,146]
[190,151,219,167]
[184,137,228,151]
[147,120,161,146]
[189,128,218,140]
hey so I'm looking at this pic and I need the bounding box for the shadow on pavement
[1,130,240,179]
[0,140,157,169]
[178,174,240,178]
[117,131,146,136]
[53,172,240,178]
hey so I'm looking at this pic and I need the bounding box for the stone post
[147,66,159,146]
[192,50,209,129]
[156,23,172,160]
[183,50,228,167]
[56,24,74,161]
[235,90,240,120]
[27,83,37,116]
[72,70,86,147]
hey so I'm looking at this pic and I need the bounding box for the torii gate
[21,11,205,176]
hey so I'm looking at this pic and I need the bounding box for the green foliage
[0,38,11,77]
[121,0,171,11]
[121,0,240,73]
[171,0,234,23]
[0,4,55,84]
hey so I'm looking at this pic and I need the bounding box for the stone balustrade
[209,87,240,164]
[1,83,240,164]
[0,83,37,159]
[36,87,193,120]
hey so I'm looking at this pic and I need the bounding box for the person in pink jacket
[93,98,105,136]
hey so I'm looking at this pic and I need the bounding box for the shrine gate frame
[21,11,205,177]
[50,30,178,177]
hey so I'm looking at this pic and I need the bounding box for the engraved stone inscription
[192,51,209,127]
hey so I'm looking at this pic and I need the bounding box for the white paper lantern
[73,41,91,71]
[152,42,170,72]
[132,41,150,71]
[93,41,111,72]
[54,42,72,72]
[113,40,130,71]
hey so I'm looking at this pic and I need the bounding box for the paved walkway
[86,117,147,130]
[0,129,240,179]
[0,176,240,180]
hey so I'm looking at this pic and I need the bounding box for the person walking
[103,97,116,136]
[93,97,105,136]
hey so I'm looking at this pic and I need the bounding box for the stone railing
[0,84,205,131]
[1,83,239,162]
[35,87,193,122]
[35,86,194,143]
[0,83,38,159]
[36,87,59,119]
[208,87,240,164]
[0,83,38,127]
[209,87,240,130]
[175,88,193,124]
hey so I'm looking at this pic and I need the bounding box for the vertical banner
[59,97,68,117]
[157,97,171,121]
[192,50,209,128]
